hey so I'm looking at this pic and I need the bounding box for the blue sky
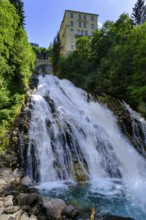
[23,0,137,48]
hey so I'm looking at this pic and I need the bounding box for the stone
[3,206,20,214]
[21,176,32,186]
[4,196,13,207]
[14,210,23,220]
[73,162,87,182]
[62,205,79,218]
[0,207,4,214]
[30,214,38,220]
[0,200,4,207]
[21,212,30,220]
[41,197,66,219]
[17,193,39,206]
[104,216,135,220]
[0,179,6,185]
[8,216,15,220]
[0,214,9,220]
[21,205,31,212]
[12,168,23,178]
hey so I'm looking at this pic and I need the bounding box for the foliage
[131,0,146,25]
[9,0,25,27]
[59,36,95,88]
[32,46,50,60]
[51,33,62,74]
[0,0,35,151]
[58,13,146,117]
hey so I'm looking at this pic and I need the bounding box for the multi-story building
[59,10,98,56]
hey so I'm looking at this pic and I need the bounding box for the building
[59,10,98,56]
[30,43,39,47]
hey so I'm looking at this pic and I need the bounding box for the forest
[52,0,146,117]
[0,0,35,151]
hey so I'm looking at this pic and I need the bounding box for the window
[71,21,74,27]
[91,15,94,21]
[79,22,82,28]
[84,23,86,28]
[83,15,86,20]
[91,24,94,29]
[79,14,82,19]
[81,30,84,35]
[85,31,88,36]
[77,29,81,35]
[71,45,74,50]
[70,13,73,18]
[70,29,74,33]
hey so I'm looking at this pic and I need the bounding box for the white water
[25,74,146,219]
[122,101,146,157]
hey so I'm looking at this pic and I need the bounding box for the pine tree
[52,33,62,74]
[9,0,25,27]
[131,0,146,25]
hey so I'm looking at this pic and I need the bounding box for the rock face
[17,193,39,207]
[103,216,135,220]
[93,94,146,158]
[0,168,22,193]
[0,195,38,220]
[62,205,79,218]
[0,193,80,220]
[41,197,66,219]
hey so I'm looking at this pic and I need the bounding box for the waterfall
[21,75,146,187]
[122,101,146,157]
[19,74,146,219]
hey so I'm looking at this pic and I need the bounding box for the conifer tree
[9,0,25,27]
[52,33,62,74]
[131,0,146,25]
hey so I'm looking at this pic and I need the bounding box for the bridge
[35,59,53,75]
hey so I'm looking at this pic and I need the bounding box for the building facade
[59,10,98,56]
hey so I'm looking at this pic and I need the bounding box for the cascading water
[122,101,146,157]
[21,74,146,219]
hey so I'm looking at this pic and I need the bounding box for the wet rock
[30,74,39,89]
[0,168,23,193]
[104,216,135,220]
[3,205,20,214]
[14,210,23,220]
[62,205,79,218]
[0,214,10,220]
[29,214,38,220]
[0,199,4,207]
[21,176,32,186]
[41,197,66,219]
[0,207,4,214]
[21,205,31,212]
[73,163,87,182]
[12,168,23,178]
[21,212,30,220]
[4,196,13,207]
[17,193,39,206]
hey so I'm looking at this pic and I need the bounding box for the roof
[59,9,99,34]
[65,10,99,17]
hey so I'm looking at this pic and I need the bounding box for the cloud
[98,21,103,29]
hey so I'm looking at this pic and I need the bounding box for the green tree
[52,33,62,74]
[9,0,25,27]
[0,0,35,151]
[131,0,146,25]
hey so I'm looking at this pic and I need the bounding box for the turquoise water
[27,75,146,220]
[37,178,146,220]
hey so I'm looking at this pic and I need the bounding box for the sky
[23,0,137,48]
